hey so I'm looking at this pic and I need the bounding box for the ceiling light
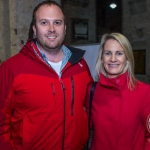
[110,3,117,9]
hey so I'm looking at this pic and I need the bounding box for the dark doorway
[96,0,122,42]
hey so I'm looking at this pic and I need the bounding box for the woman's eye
[104,52,111,55]
[117,52,124,55]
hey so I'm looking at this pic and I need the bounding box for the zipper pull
[61,83,66,91]
[59,79,66,91]
[51,83,56,95]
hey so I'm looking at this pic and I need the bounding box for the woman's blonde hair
[95,32,137,90]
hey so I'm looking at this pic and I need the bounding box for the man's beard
[37,38,63,54]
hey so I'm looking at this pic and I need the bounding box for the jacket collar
[99,72,129,91]
[66,45,85,64]
[21,39,85,65]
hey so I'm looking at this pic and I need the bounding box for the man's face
[32,5,66,53]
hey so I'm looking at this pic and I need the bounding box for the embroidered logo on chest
[147,115,150,132]
[78,62,83,67]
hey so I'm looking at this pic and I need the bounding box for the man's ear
[32,25,36,36]
[65,25,66,35]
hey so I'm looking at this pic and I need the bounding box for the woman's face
[102,39,127,78]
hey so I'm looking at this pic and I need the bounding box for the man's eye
[55,21,61,25]
[41,21,47,25]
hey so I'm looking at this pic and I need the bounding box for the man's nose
[48,23,55,32]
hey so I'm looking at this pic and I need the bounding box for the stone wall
[62,0,96,45]
[122,0,150,83]
[0,0,10,62]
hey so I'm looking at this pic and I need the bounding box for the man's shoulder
[65,45,84,53]
[0,48,30,73]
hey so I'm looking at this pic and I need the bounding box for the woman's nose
[110,54,117,62]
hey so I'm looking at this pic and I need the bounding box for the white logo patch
[147,115,150,132]
[78,62,83,67]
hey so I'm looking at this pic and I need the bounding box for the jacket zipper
[70,76,74,116]
[51,83,56,106]
[32,43,66,149]
[60,79,66,150]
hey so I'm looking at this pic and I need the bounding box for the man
[0,1,93,149]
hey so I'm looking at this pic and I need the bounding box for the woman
[86,33,150,150]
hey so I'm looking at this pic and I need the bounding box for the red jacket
[0,39,93,150]
[86,73,150,150]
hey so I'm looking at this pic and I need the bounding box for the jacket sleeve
[0,62,14,149]
[141,85,150,150]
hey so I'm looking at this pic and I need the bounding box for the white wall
[74,44,100,80]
